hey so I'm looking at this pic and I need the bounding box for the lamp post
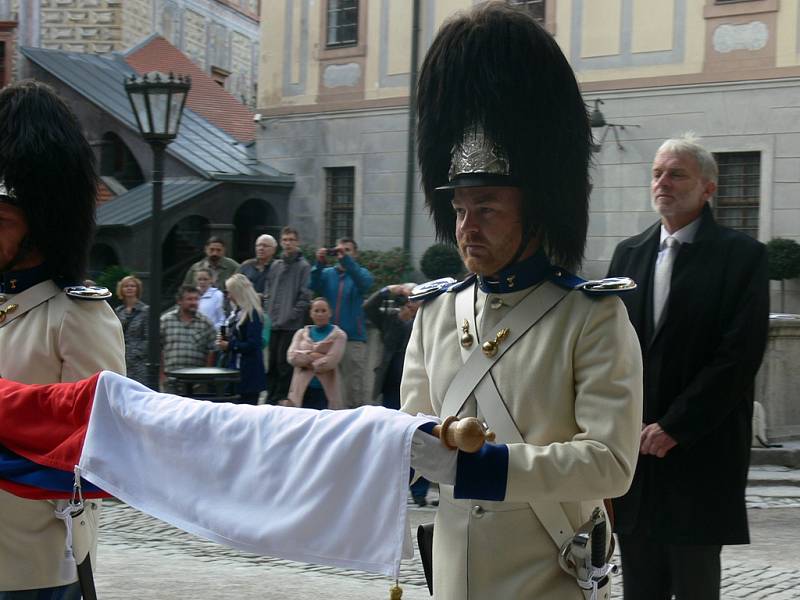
[125,72,191,390]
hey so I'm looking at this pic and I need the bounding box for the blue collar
[477,251,551,294]
[0,263,52,294]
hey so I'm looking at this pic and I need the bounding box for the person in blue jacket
[217,274,266,405]
[311,238,373,408]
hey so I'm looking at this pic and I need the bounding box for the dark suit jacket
[607,204,768,545]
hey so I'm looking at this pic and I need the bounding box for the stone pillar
[755,318,800,441]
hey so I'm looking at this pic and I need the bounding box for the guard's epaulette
[64,286,112,301]
[550,268,637,297]
[409,274,475,303]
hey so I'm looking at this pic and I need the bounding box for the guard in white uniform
[0,80,125,598]
[401,5,643,599]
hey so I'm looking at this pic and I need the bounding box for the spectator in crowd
[183,236,240,293]
[160,285,216,393]
[195,268,225,330]
[607,134,769,599]
[114,275,149,384]
[363,283,431,507]
[216,274,266,405]
[265,226,311,404]
[311,238,374,408]
[363,283,420,409]
[287,297,346,410]
[238,234,277,303]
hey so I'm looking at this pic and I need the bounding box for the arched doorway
[162,215,210,304]
[88,243,119,279]
[233,198,279,262]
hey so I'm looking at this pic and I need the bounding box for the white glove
[410,428,457,486]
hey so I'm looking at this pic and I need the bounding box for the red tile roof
[125,35,255,144]
[96,180,115,205]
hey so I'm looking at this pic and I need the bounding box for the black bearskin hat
[417,2,592,270]
[0,80,99,283]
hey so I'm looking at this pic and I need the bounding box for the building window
[325,167,354,245]
[99,132,145,191]
[508,0,545,24]
[326,0,358,48]
[713,152,760,238]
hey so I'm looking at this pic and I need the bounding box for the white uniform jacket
[401,279,643,599]
[0,279,125,591]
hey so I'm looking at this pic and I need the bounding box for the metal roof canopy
[21,46,293,185]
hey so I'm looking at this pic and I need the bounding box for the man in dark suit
[607,134,769,600]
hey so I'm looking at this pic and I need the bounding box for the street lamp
[125,72,191,390]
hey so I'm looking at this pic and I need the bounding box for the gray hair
[657,132,718,184]
[225,273,264,327]
[256,234,277,247]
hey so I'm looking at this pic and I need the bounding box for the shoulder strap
[441,281,568,419]
[446,280,576,549]
[0,280,61,330]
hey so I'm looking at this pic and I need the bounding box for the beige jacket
[401,281,642,600]
[0,280,125,591]
[287,325,347,409]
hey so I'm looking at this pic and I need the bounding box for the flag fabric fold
[0,371,431,577]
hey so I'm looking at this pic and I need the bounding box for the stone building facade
[0,0,260,106]
[256,0,800,311]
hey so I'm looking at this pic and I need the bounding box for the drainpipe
[403,0,421,257]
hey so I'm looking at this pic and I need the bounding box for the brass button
[471,505,485,518]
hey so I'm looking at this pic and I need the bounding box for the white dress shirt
[198,286,225,330]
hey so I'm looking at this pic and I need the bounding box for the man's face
[452,186,526,277]
[206,242,225,264]
[178,292,200,316]
[255,238,276,262]
[281,233,299,256]
[0,202,29,272]
[651,150,716,231]
[339,242,357,259]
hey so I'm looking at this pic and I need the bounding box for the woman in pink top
[286,298,347,409]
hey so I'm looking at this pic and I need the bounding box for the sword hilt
[591,507,607,573]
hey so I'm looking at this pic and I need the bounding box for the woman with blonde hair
[287,297,347,409]
[114,274,149,384]
[216,273,266,404]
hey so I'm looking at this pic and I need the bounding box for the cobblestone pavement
[94,492,800,599]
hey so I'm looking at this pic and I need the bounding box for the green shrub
[95,265,133,295]
[420,243,463,280]
[358,247,414,292]
[92,265,133,308]
[766,238,800,281]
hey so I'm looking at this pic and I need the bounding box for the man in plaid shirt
[160,285,216,392]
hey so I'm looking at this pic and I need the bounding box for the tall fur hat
[417,2,592,270]
[0,80,99,282]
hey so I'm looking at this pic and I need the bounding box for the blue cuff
[454,443,508,501]
[418,421,437,435]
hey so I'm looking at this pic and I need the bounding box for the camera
[219,325,227,339]
[326,248,340,257]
